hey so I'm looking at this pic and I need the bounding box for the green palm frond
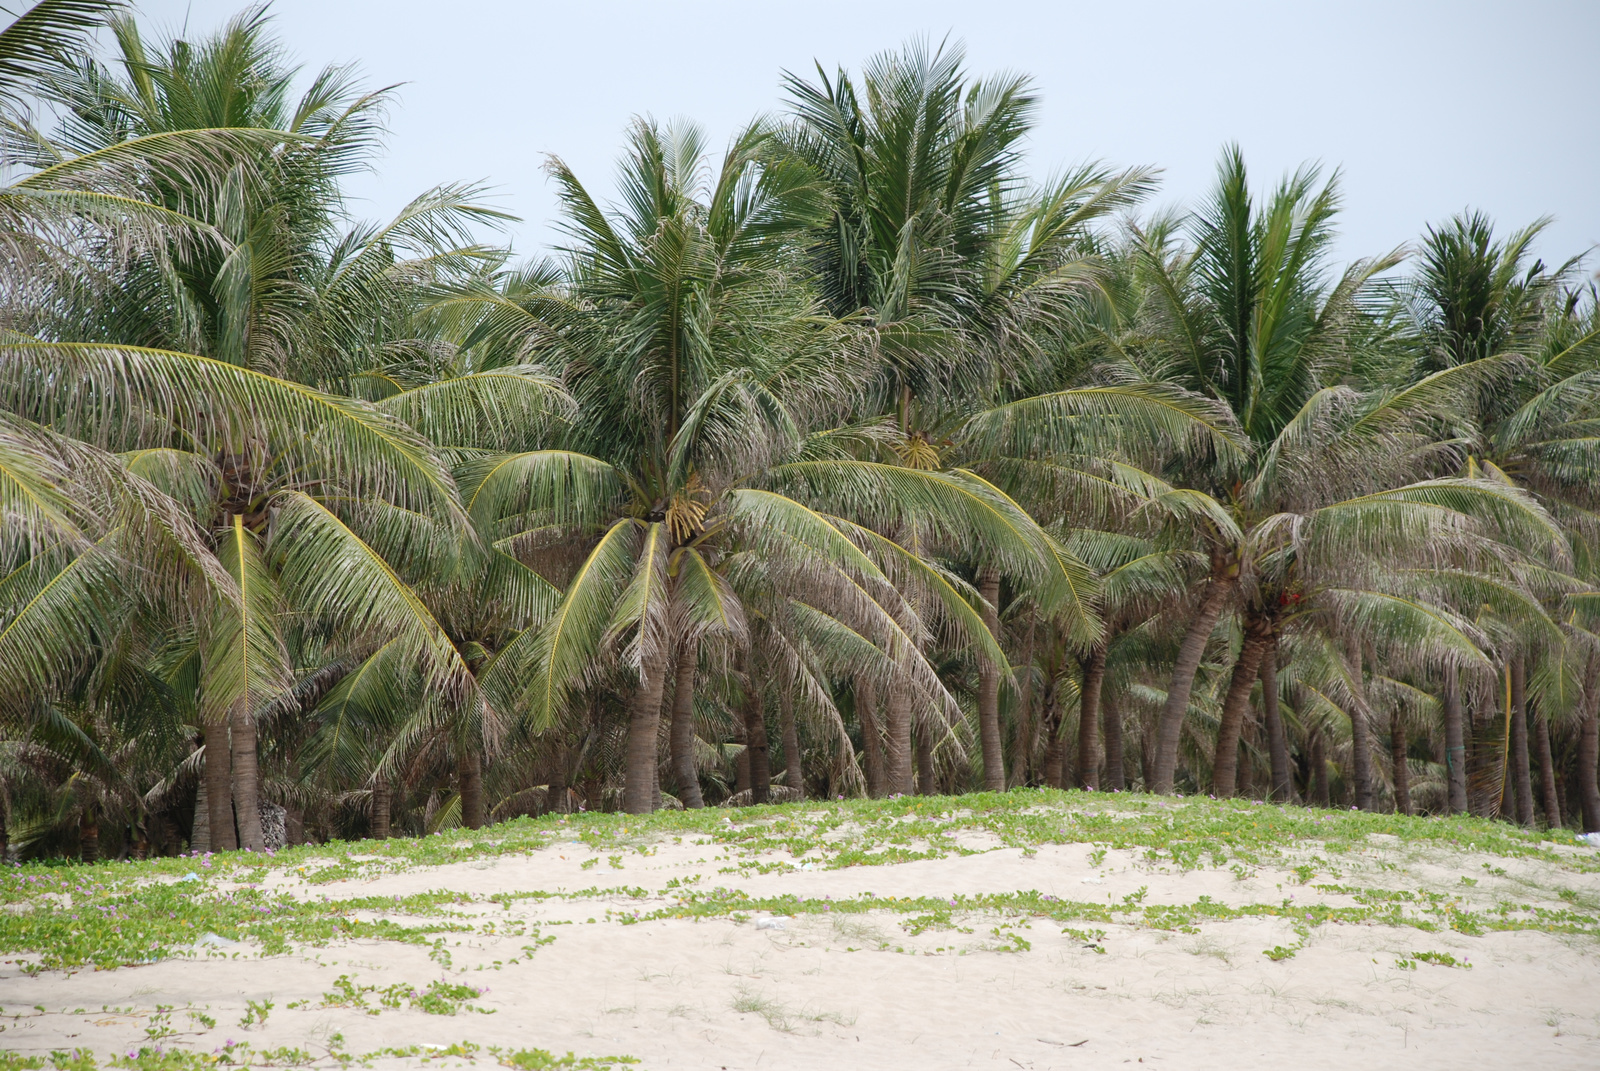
[119,448,219,519]
[674,547,748,642]
[199,514,287,725]
[607,521,670,672]
[493,518,640,729]
[457,449,622,535]
[0,341,468,526]
[961,384,1246,469]
[0,540,114,719]
[301,640,408,787]
[0,419,90,555]
[375,365,571,452]
[838,519,1015,671]
[765,460,1064,582]
[1322,478,1567,563]
[0,2,120,100]
[1316,588,1488,671]
[721,488,889,580]
[269,492,472,696]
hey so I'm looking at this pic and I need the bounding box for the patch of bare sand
[3,830,1598,1069]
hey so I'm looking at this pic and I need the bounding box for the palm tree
[1117,148,1566,800]
[1401,212,1600,826]
[0,7,534,849]
[777,41,1213,792]
[450,117,1040,813]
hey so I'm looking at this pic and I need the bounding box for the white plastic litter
[1080,877,1103,885]
[755,917,786,931]
[194,932,241,947]
[177,872,200,883]
[1577,832,1600,848]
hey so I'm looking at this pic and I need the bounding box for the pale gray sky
[133,0,1598,273]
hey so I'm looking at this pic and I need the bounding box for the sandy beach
[3,799,1598,1069]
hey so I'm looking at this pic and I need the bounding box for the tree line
[1,2,1596,860]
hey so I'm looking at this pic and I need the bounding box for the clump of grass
[731,985,854,1033]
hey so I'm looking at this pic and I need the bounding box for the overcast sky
[130,0,1599,275]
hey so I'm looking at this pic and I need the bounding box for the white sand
[3,826,1598,1069]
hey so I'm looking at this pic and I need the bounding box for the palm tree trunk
[668,638,704,808]
[549,753,570,814]
[1102,682,1125,791]
[915,729,936,796]
[1140,707,1156,792]
[623,645,670,814]
[204,720,236,852]
[1347,642,1374,811]
[230,699,265,851]
[856,676,885,798]
[1010,622,1038,789]
[1349,709,1373,810]
[733,706,751,796]
[1012,676,1038,788]
[459,750,485,829]
[1579,654,1600,833]
[1468,703,1494,817]
[976,569,1006,791]
[371,775,391,839]
[1533,705,1561,829]
[1077,645,1106,791]
[1510,659,1535,827]
[652,684,669,812]
[1442,670,1468,815]
[1309,728,1330,807]
[1040,679,1064,789]
[79,806,99,863]
[744,679,770,805]
[1211,615,1273,797]
[1152,555,1238,794]
[1260,637,1294,803]
[779,686,803,795]
[192,782,209,853]
[884,679,914,796]
[1238,722,1257,797]
[1390,710,1412,816]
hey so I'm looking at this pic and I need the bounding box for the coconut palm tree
[1115,148,1567,800]
[0,7,546,849]
[1399,212,1600,825]
[777,41,1229,791]
[448,117,1059,813]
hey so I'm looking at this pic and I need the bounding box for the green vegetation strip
[647,884,1600,940]
[2,794,1595,970]
[0,1041,636,1070]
